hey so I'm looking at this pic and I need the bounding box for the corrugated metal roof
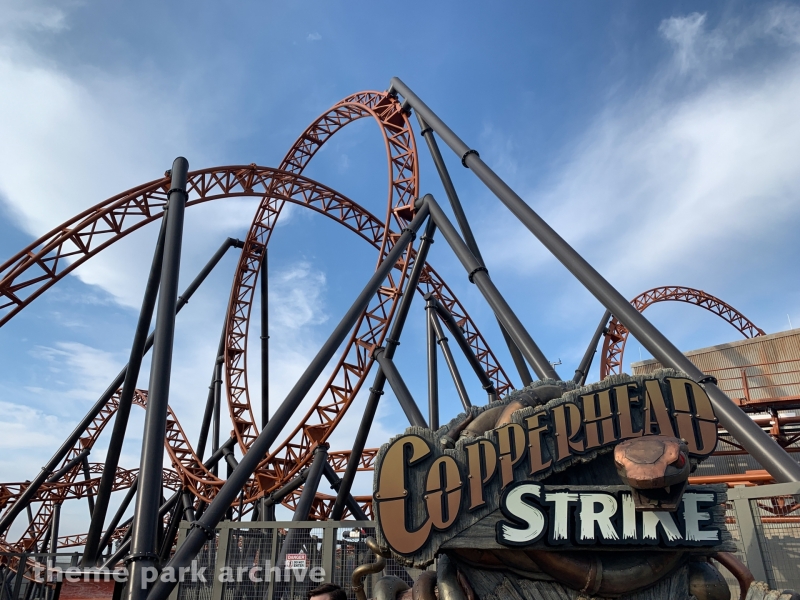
[631,328,800,405]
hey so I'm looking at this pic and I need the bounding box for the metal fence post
[321,526,336,587]
[730,493,769,583]
[267,529,278,600]
[209,526,230,600]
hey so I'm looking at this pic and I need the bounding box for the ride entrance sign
[372,371,734,568]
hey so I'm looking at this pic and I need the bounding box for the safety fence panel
[171,521,428,600]
[726,482,800,595]
[175,533,217,600]
[750,493,800,590]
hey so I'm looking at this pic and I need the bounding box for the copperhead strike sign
[372,371,734,568]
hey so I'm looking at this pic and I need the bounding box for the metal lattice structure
[0,90,515,573]
[1,80,798,599]
[600,286,765,379]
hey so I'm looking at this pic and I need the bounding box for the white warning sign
[286,553,307,569]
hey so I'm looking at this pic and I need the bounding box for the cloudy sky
[1,1,799,537]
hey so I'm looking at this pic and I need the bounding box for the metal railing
[723,482,800,596]
[169,521,420,600]
[4,490,799,600]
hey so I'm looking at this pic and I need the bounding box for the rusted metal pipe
[713,552,754,600]
[352,537,388,600]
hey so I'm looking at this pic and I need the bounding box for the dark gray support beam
[391,76,800,483]
[104,491,180,568]
[10,560,23,600]
[49,503,61,554]
[158,498,183,563]
[276,445,329,569]
[82,219,169,565]
[181,492,196,523]
[147,204,431,600]
[98,472,206,563]
[221,446,238,471]
[95,480,138,560]
[428,309,471,411]
[421,194,560,381]
[416,112,534,387]
[175,238,243,314]
[125,157,188,600]
[196,329,223,462]
[428,294,497,402]
[262,468,310,512]
[45,448,91,484]
[322,463,367,520]
[101,539,130,570]
[573,310,611,385]
[81,456,95,517]
[0,230,239,537]
[211,357,222,477]
[202,436,236,471]
[330,218,437,520]
[373,347,427,428]
[292,445,328,521]
[260,248,269,429]
[426,299,439,430]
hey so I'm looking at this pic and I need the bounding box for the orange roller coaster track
[0,91,514,568]
[599,286,765,379]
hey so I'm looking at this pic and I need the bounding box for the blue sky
[1,1,800,535]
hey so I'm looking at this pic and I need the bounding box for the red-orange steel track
[599,286,765,379]
[0,91,514,564]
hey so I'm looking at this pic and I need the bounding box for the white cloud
[307,32,321,42]
[0,0,69,34]
[270,261,328,330]
[483,5,800,298]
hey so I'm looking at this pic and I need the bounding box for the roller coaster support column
[322,463,367,520]
[374,347,427,428]
[393,76,800,483]
[416,113,534,387]
[293,445,328,521]
[426,297,439,430]
[81,456,95,516]
[95,480,138,560]
[277,445,329,568]
[0,236,241,537]
[49,503,61,555]
[211,357,223,477]
[147,203,431,600]
[421,194,560,381]
[330,217,437,520]
[573,310,611,386]
[429,294,497,402]
[428,308,471,411]
[45,448,90,483]
[126,157,188,600]
[82,217,168,565]
[260,468,310,521]
[261,249,269,428]
[197,330,224,461]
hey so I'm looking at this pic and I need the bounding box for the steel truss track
[0,91,513,556]
[600,286,765,379]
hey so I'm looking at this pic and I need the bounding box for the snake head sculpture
[614,435,691,511]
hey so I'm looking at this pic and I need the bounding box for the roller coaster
[0,78,797,600]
